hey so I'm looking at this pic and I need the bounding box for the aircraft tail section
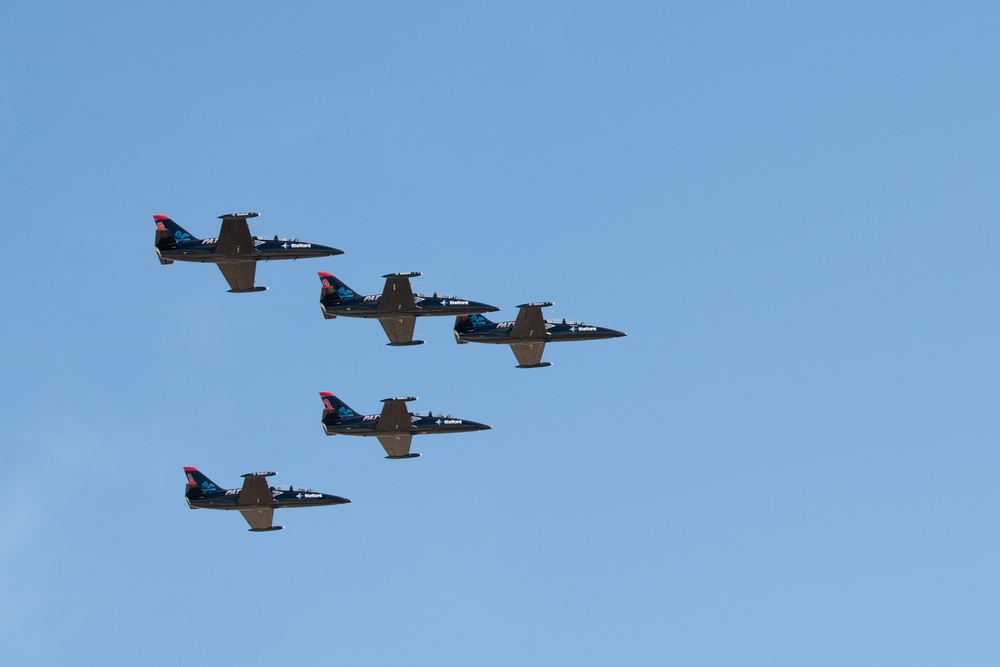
[320,392,357,427]
[184,467,225,498]
[318,273,358,317]
[454,313,494,335]
[154,215,199,248]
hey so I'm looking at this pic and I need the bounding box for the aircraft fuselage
[457,320,627,344]
[322,413,491,437]
[157,237,342,264]
[320,294,499,319]
[187,488,351,510]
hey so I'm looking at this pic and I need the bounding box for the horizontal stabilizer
[218,212,260,219]
[516,301,554,309]
[249,526,284,532]
[385,453,421,460]
[381,396,418,403]
[382,271,421,278]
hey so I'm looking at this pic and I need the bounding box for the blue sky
[3,2,999,664]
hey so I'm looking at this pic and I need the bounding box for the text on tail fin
[317,273,356,298]
[320,392,356,419]
[153,215,199,243]
[183,467,223,493]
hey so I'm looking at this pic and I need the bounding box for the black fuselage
[322,412,491,437]
[320,293,499,319]
[187,487,350,510]
[456,320,627,344]
[158,237,342,264]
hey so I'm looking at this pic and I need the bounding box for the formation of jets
[157,211,625,530]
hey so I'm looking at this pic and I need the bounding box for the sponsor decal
[173,231,191,242]
[470,314,487,327]
[338,287,355,299]
[338,406,355,418]
[200,481,216,492]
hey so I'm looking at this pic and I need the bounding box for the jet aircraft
[317,272,500,345]
[183,467,350,532]
[319,392,491,458]
[153,212,344,292]
[453,302,626,368]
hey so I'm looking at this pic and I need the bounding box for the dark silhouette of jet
[454,302,626,368]
[317,272,500,346]
[153,212,344,292]
[319,392,491,459]
[183,467,350,532]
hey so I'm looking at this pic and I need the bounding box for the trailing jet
[453,302,627,368]
[317,272,500,346]
[319,392,491,459]
[153,212,344,292]
[183,467,350,532]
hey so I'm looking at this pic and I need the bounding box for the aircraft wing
[215,215,256,256]
[217,263,258,292]
[377,434,413,458]
[240,508,275,531]
[509,303,548,339]
[378,316,417,345]
[237,474,274,507]
[511,342,546,368]
[377,274,417,313]
[377,399,413,432]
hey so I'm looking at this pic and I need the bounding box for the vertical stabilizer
[183,467,225,497]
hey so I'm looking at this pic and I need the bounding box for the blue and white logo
[173,231,191,242]
[338,406,354,418]
[470,314,486,327]
[337,287,354,299]
[201,481,216,492]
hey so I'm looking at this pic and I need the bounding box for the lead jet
[317,272,500,346]
[319,392,491,459]
[153,212,344,292]
[183,467,351,532]
[453,302,627,368]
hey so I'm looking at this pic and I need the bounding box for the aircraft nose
[315,244,345,257]
[605,328,627,338]
[330,495,352,505]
